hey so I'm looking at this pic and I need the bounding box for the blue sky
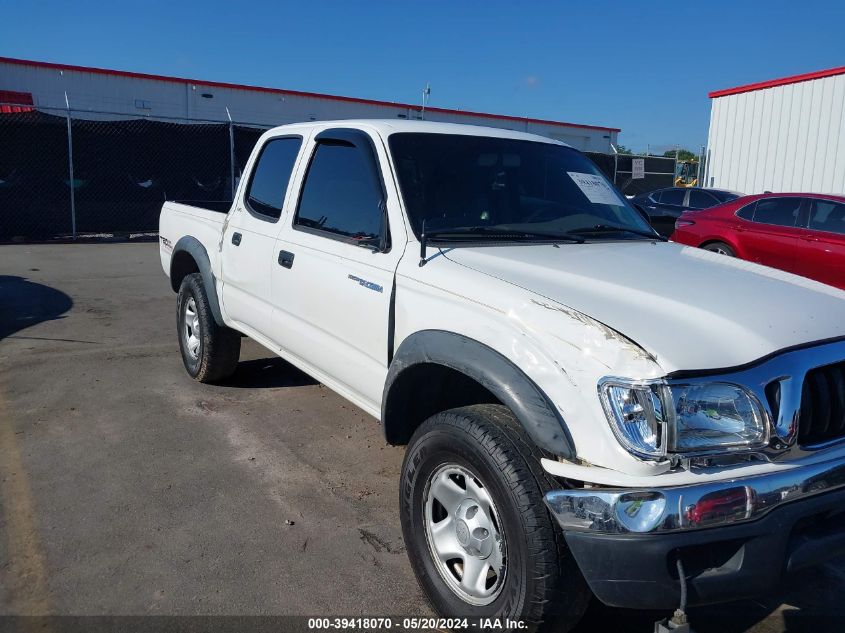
[2,0,843,152]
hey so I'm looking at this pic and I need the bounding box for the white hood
[444,241,845,373]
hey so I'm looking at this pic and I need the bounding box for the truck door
[794,198,845,288]
[269,127,406,410]
[220,135,304,337]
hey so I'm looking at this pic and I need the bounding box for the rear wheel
[702,241,735,256]
[177,273,240,383]
[400,404,589,631]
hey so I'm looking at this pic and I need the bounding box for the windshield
[388,133,654,240]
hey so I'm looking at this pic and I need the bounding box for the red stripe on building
[709,65,845,99]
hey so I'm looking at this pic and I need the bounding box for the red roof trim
[709,65,845,98]
[0,56,621,133]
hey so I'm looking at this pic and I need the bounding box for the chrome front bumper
[544,455,845,534]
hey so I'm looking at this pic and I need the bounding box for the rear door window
[752,197,802,228]
[687,190,717,209]
[245,137,302,221]
[660,189,686,206]
[808,199,845,235]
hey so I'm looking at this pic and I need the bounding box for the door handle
[278,250,295,269]
[231,232,242,246]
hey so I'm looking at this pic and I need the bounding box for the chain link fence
[1,104,680,241]
[0,104,268,241]
[586,152,677,197]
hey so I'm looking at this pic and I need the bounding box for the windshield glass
[388,133,654,239]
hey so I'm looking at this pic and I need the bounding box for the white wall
[0,60,617,152]
[705,73,845,194]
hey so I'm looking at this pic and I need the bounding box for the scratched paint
[395,254,670,478]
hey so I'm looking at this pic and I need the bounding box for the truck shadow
[0,275,73,341]
[226,356,318,389]
[573,560,843,633]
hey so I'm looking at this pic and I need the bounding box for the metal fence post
[613,151,619,186]
[226,107,235,200]
[64,92,77,239]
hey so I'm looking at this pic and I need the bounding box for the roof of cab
[261,119,571,146]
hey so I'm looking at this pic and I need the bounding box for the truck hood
[443,241,845,373]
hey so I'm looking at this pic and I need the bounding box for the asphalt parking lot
[0,242,842,632]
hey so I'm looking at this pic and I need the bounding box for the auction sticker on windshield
[567,172,624,205]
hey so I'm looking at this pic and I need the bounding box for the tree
[663,148,697,161]
[614,144,635,155]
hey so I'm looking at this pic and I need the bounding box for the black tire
[176,273,240,383]
[702,241,735,257]
[400,404,590,631]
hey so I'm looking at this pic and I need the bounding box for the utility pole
[64,91,77,240]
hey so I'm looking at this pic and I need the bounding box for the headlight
[600,378,768,459]
[670,383,768,451]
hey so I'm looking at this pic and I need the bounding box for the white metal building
[704,65,845,194]
[0,56,619,152]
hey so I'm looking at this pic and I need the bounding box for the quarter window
[245,137,302,220]
[808,199,845,235]
[752,197,802,228]
[736,201,755,221]
[295,142,384,244]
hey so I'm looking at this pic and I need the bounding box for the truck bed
[159,200,229,283]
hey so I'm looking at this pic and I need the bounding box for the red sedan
[672,192,845,290]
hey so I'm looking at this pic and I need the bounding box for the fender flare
[171,236,225,327]
[382,330,575,458]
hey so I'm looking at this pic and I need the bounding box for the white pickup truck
[160,120,845,629]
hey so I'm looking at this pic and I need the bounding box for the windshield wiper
[419,225,584,266]
[569,224,667,241]
[424,226,585,243]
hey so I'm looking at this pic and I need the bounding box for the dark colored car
[631,187,742,236]
[672,192,845,290]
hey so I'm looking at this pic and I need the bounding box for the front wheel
[400,405,589,631]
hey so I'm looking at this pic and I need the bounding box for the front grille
[799,362,845,445]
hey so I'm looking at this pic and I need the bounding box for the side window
[688,190,717,209]
[808,200,845,235]
[752,197,802,228]
[736,201,756,221]
[661,189,686,206]
[294,141,384,244]
[245,137,302,221]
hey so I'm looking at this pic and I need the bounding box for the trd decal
[159,236,173,251]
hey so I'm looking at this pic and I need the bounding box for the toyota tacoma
[159,120,845,630]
